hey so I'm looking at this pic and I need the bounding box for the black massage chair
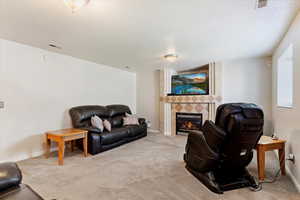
[184,103,264,194]
[0,162,43,199]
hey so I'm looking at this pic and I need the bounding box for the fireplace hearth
[176,113,203,135]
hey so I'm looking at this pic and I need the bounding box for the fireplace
[176,112,203,135]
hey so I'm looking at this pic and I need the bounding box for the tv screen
[171,72,209,95]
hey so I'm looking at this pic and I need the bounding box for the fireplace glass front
[176,112,203,135]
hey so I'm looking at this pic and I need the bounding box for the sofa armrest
[138,118,146,125]
[0,163,22,192]
[81,126,102,133]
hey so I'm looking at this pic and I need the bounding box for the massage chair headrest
[215,103,264,133]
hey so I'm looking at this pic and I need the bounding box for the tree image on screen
[171,73,209,95]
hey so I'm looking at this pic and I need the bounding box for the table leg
[45,137,51,159]
[279,144,286,176]
[83,134,88,157]
[58,139,65,165]
[257,147,265,181]
[71,140,75,152]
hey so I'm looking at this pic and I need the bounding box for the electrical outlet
[256,0,268,8]
[146,120,151,128]
[0,101,4,109]
[287,154,295,164]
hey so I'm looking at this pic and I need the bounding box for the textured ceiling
[1,0,299,71]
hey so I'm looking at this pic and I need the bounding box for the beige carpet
[18,132,300,200]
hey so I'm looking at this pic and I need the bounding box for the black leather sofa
[69,105,147,155]
[0,162,43,200]
[184,103,264,194]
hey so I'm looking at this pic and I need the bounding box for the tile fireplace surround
[159,62,223,136]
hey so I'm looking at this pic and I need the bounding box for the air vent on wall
[49,44,62,49]
[257,0,268,8]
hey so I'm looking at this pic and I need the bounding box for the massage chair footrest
[218,177,257,192]
[186,164,259,194]
[216,169,259,192]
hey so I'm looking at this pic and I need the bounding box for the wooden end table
[45,128,88,165]
[256,136,286,181]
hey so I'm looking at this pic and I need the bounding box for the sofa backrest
[106,105,132,128]
[69,104,132,129]
[69,105,109,128]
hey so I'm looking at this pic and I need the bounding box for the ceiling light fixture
[64,0,90,12]
[164,54,178,62]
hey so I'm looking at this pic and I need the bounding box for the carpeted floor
[18,132,300,200]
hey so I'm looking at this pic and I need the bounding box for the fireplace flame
[187,122,193,129]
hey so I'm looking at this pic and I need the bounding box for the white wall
[223,58,273,135]
[272,11,300,190]
[0,39,136,162]
[136,69,160,131]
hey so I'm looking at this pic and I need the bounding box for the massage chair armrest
[138,118,146,125]
[0,163,22,192]
[186,131,214,151]
[202,120,226,153]
[185,131,219,172]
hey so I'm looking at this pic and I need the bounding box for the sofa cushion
[91,115,104,132]
[127,125,146,137]
[123,113,139,126]
[103,120,112,132]
[110,116,124,128]
[100,127,130,145]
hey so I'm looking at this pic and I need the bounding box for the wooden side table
[45,128,88,165]
[256,136,286,181]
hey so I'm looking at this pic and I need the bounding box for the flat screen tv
[171,72,209,95]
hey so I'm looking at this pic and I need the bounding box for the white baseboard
[286,165,300,192]
[272,150,300,192]
[148,129,160,133]
[0,147,59,163]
